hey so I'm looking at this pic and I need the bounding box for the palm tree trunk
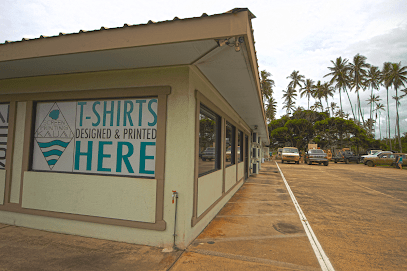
[357,90,364,123]
[386,87,392,150]
[395,88,402,152]
[339,88,343,113]
[379,112,382,140]
[344,88,356,120]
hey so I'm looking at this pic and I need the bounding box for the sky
[1,0,407,138]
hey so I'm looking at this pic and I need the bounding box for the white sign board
[32,99,157,177]
[0,104,9,169]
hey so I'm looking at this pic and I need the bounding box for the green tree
[313,80,324,111]
[366,66,381,121]
[387,62,407,152]
[321,82,334,112]
[282,86,297,114]
[300,79,315,110]
[260,70,275,104]
[287,70,305,91]
[324,57,355,118]
[381,62,393,150]
[348,54,370,123]
[366,94,381,135]
[310,101,323,112]
[375,103,385,140]
[330,102,338,116]
[265,96,277,122]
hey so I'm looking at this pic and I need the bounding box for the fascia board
[0,11,251,62]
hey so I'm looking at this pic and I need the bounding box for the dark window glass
[238,130,243,162]
[199,105,220,176]
[225,122,235,166]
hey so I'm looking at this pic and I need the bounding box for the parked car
[361,151,393,164]
[201,147,215,161]
[364,152,399,167]
[332,149,360,164]
[226,146,240,162]
[367,149,382,155]
[276,148,283,160]
[281,147,299,164]
[305,149,329,166]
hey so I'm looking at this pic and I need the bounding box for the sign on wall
[0,104,9,169]
[32,98,157,177]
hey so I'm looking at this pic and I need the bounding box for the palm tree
[375,103,385,140]
[387,62,407,152]
[282,86,297,115]
[313,80,324,111]
[260,70,275,104]
[310,101,323,112]
[366,66,381,121]
[366,94,381,134]
[324,57,355,118]
[330,102,338,116]
[300,79,315,110]
[348,54,370,123]
[265,96,277,122]
[321,82,334,113]
[287,70,305,91]
[381,62,392,150]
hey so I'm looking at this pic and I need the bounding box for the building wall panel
[225,165,236,192]
[22,171,157,223]
[197,170,223,217]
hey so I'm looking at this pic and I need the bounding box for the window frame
[238,130,243,163]
[225,121,236,167]
[198,104,222,177]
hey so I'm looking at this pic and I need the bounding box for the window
[252,133,257,143]
[0,103,9,169]
[238,130,243,162]
[225,122,235,166]
[31,98,158,177]
[199,105,221,176]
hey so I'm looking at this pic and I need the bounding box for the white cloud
[1,0,406,138]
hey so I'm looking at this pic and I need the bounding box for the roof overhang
[0,9,269,145]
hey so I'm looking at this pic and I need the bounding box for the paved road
[278,161,407,271]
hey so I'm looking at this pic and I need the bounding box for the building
[0,8,269,249]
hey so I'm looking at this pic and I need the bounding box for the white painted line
[276,162,335,271]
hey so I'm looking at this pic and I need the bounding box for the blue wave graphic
[38,140,70,148]
[43,149,63,157]
[47,159,58,165]
[37,139,71,168]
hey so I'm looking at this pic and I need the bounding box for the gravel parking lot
[278,161,407,271]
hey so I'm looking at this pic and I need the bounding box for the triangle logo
[34,103,74,170]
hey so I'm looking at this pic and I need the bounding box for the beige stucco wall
[9,102,26,204]
[238,161,244,181]
[22,171,156,222]
[225,165,237,192]
[197,170,223,217]
[0,170,5,204]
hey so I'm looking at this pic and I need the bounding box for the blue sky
[1,0,406,138]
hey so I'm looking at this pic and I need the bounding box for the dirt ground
[278,161,407,271]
